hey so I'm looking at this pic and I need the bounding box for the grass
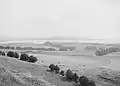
[0,42,120,86]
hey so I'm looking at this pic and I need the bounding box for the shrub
[7,51,15,57]
[66,69,74,81]
[28,55,38,63]
[59,70,65,76]
[88,80,96,86]
[79,76,89,86]
[1,52,5,56]
[7,51,19,59]
[14,52,19,59]
[73,73,79,82]
[54,65,60,73]
[0,51,2,55]
[49,64,55,71]
[20,53,29,61]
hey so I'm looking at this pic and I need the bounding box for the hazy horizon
[1,0,120,40]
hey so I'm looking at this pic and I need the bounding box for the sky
[0,0,120,40]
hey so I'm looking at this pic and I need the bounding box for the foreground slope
[0,56,56,86]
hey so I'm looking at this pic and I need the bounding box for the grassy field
[0,41,120,86]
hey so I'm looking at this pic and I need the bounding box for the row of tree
[48,64,96,86]
[0,45,75,51]
[0,51,38,63]
[95,47,120,56]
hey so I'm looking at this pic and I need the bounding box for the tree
[49,64,55,71]
[88,80,96,86]
[1,52,5,56]
[14,52,19,59]
[59,70,65,76]
[73,73,79,82]
[66,69,74,81]
[54,65,60,73]
[79,76,89,86]
[7,51,15,57]
[7,51,19,59]
[20,53,29,61]
[28,55,38,63]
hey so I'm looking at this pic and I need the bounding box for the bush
[1,52,5,56]
[66,69,74,81]
[14,52,19,59]
[59,70,65,76]
[54,65,60,73]
[28,55,38,63]
[88,80,96,86]
[73,73,79,82]
[0,51,2,55]
[79,76,89,86]
[7,51,15,57]
[49,64,55,71]
[7,51,19,59]
[20,53,29,61]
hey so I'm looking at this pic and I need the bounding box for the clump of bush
[48,64,96,86]
[59,70,65,76]
[65,69,96,86]
[54,65,60,73]
[28,55,38,63]
[66,69,74,81]
[49,64,60,73]
[0,51,5,56]
[95,47,120,56]
[7,51,19,59]
[73,73,79,82]
[20,53,29,61]
[13,52,19,58]
[79,76,96,86]
[7,51,15,57]
[20,54,38,63]
[49,64,55,71]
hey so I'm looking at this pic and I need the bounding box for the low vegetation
[20,53,29,61]
[48,64,96,86]
[49,64,60,73]
[0,51,5,56]
[28,55,38,63]
[7,51,19,58]
[0,50,38,63]
[0,42,76,51]
[20,53,38,63]
[95,47,120,56]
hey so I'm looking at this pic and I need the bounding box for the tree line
[48,64,96,86]
[95,47,120,56]
[0,45,75,51]
[0,51,38,63]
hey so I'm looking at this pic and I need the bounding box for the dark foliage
[95,47,120,56]
[49,64,55,71]
[20,53,29,61]
[54,65,60,73]
[0,51,5,56]
[66,69,74,81]
[14,52,19,58]
[7,51,15,57]
[28,55,38,63]
[73,73,79,82]
[88,80,96,86]
[59,70,65,76]
[7,51,19,59]
[1,52,5,56]
[79,76,89,86]
[79,76,96,86]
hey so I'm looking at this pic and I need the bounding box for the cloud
[0,0,120,40]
